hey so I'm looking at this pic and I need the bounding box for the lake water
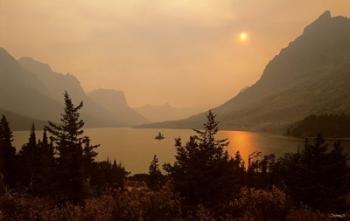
[12,128,349,174]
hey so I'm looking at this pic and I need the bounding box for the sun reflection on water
[219,131,256,163]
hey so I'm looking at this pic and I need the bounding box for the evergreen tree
[110,160,128,189]
[39,128,55,163]
[34,128,55,195]
[46,91,98,202]
[246,152,278,188]
[280,134,349,212]
[18,123,39,189]
[17,124,55,195]
[147,155,163,190]
[82,137,99,174]
[165,111,243,210]
[0,115,16,187]
[90,159,128,194]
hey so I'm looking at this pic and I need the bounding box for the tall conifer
[0,116,16,187]
[47,92,98,202]
[165,111,243,210]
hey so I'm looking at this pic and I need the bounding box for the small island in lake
[154,132,165,140]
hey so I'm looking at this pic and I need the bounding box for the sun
[239,32,248,42]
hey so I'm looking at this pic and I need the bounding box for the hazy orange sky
[1,0,350,109]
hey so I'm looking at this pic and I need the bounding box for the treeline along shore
[287,114,350,139]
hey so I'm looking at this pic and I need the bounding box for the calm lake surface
[12,128,350,174]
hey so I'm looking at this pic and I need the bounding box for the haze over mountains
[0,49,149,129]
[141,11,350,131]
[135,103,198,123]
[89,89,148,125]
[3,11,350,132]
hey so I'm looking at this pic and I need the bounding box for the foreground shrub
[231,187,288,220]
[0,187,346,221]
[0,193,55,220]
[112,183,181,221]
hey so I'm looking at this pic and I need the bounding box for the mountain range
[140,11,350,132]
[0,49,147,129]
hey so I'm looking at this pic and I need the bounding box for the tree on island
[46,91,99,202]
[164,111,244,211]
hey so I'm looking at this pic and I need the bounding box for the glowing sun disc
[239,32,248,42]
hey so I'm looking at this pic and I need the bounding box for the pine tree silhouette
[46,91,98,202]
[35,128,56,195]
[280,134,349,212]
[0,115,16,187]
[147,155,163,190]
[18,123,39,189]
[165,111,243,211]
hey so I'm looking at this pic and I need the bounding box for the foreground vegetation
[0,93,349,220]
[2,185,348,221]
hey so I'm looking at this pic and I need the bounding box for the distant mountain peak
[313,10,332,24]
[319,10,331,19]
[303,10,333,33]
